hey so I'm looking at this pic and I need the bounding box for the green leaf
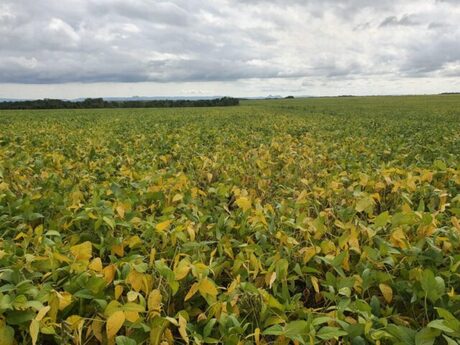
[415,328,440,345]
[116,336,137,345]
[434,160,447,170]
[150,317,170,345]
[103,216,116,229]
[332,250,348,268]
[5,310,35,325]
[262,320,309,344]
[386,324,416,345]
[427,320,455,333]
[435,308,460,332]
[443,335,459,345]
[284,320,309,340]
[351,336,367,345]
[420,269,445,303]
[0,294,12,310]
[370,295,381,317]
[0,324,14,345]
[312,316,333,326]
[121,302,145,313]
[356,196,374,213]
[316,326,347,340]
[374,211,390,228]
[203,319,217,338]
[262,325,283,336]
[263,321,310,344]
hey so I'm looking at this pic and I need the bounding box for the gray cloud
[402,35,460,76]
[379,14,420,27]
[0,0,459,87]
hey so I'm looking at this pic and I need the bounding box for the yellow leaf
[91,317,104,342]
[115,204,127,219]
[126,270,144,292]
[187,225,196,241]
[452,217,460,231]
[115,285,124,300]
[104,301,122,318]
[124,311,139,323]
[70,241,92,261]
[174,259,191,280]
[421,171,433,182]
[126,235,142,248]
[30,319,39,345]
[156,220,171,232]
[184,282,199,301]
[227,276,240,294]
[254,327,261,345]
[267,272,277,289]
[103,264,117,284]
[348,228,361,253]
[311,276,320,293]
[130,216,142,226]
[321,240,336,255]
[143,275,153,294]
[198,278,218,297]
[296,190,309,202]
[57,292,73,310]
[178,314,189,344]
[34,224,43,235]
[379,283,393,303]
[53,252,71,263]
[66,315,83,330]
[235,197,251,212]
[111,243,124,257]
[127,291,138,302]
[48,293,59,322]
[36,306,50,321]
[355,196,375,213]
[390,228,408,249]
[148,289,162,313]
[0,182,9,191]
[172,194,183,202]
[88,212,98,220]
[106,310,125,339]
[300,247,317,264]
[88,258,103,272]
[14,232,26,241]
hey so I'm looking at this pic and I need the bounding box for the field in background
[1,95,460,344]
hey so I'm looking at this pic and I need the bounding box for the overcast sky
[1,0,459,99]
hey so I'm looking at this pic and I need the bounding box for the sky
[1,0,459,99]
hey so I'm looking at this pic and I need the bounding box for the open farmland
[1,95,460,344]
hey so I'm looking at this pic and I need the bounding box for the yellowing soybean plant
[1,95,460,345]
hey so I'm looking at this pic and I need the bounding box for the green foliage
[0,97,239,110]
[0,95,460,344]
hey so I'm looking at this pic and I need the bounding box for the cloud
[379,14,420,27]
[0,0,459,91]
[402,35,460,76]
[88,0,192,26]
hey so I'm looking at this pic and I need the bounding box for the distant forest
[0,97,239,110]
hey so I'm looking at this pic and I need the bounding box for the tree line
[0,97,239,110]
